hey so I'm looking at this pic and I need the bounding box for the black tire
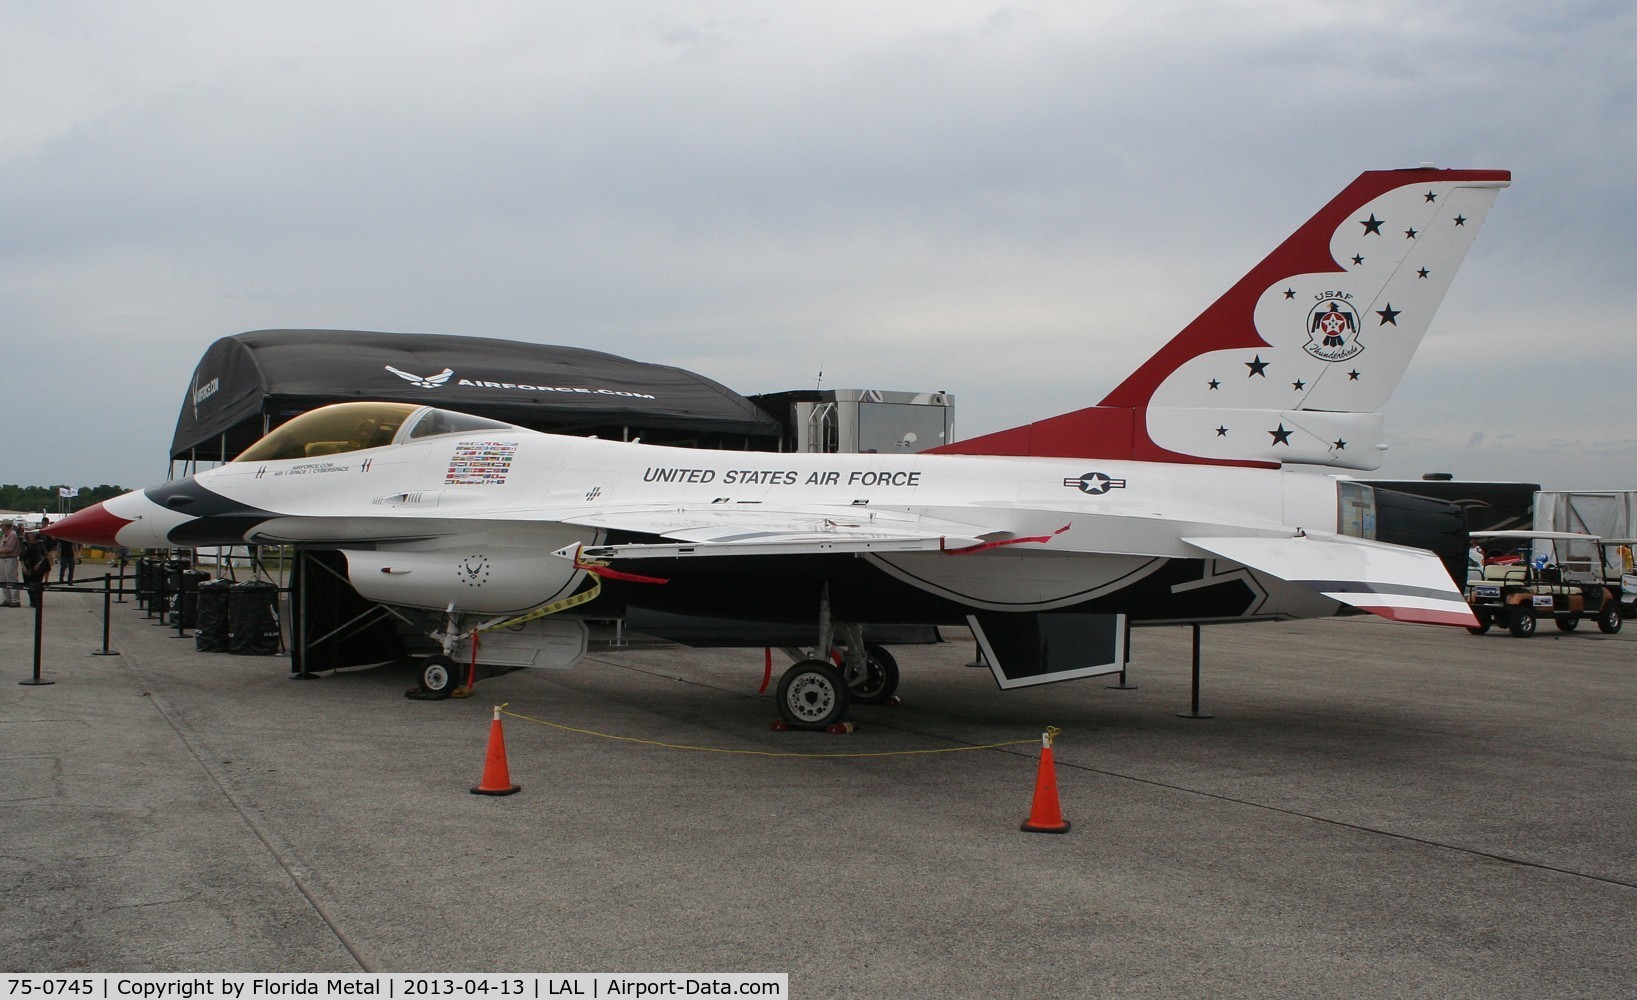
[1556,615,1581,632]
[418,654,460,699]
[1508,609,1537,637]
[845,643,901,704]
[1466,621,1491,635]
[775,659,850,728]
[1599,602,1623,634]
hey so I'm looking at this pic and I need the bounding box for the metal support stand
[1107,616,1138,689]
[290,550,319,679]
[20,596,53,686]
[1177,623,1212,719]
[93,574,120,656]
[965,640,988,668]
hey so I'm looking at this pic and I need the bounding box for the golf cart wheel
[1599,602,1623,634]
[1555,615,1580,632]
[1508,610,1537,637]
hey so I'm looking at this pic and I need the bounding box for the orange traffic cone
[1020,728,1069,833]
[471,704,521,796]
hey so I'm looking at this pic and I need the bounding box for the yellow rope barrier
[499,707,1043,759]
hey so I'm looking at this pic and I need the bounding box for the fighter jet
[49,167,1508,726]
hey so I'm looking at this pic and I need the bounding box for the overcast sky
[4,0,1634,495]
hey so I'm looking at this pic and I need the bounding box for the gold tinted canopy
[234,402,512,463]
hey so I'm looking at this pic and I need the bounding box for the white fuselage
[103,426,1347,620]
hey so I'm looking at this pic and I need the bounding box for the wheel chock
[769,719,858,734]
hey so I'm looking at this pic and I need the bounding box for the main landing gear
[770,594,901,729]
[773,643,900,728]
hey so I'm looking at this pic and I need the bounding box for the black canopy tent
[171,329,783,468]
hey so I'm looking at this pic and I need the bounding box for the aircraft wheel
[418,654,461,699]
[1508,610,1537,638]
[776,659,850,728]
[1599,602,1623,634]
[846,644,901,704]
[1556,615,1581,632]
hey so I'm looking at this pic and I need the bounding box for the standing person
[20,528,51,608]
[0,520,20,607]
[56,534,78,583]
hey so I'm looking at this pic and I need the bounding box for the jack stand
[1177,623,1213,719]
[1107,618,1138,689]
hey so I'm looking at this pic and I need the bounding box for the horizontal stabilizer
[1184,534,1477,628]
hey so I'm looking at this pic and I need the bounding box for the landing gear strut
[769,589,894,729]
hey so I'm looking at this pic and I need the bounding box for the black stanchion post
[94,573,119,657]
[20,590,53,687]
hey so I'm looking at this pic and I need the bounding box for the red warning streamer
[942,524,1071,555]
[572,546,670,585]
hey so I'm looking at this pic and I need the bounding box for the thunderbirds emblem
[385,365,455,389]
[1303,295,1364,362]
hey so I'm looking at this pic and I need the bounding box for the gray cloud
[3,1,1635,491]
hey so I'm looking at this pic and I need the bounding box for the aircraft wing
[1184,534,1478,628]
[557,506,999,559]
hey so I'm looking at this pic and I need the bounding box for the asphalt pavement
[2,572,1634,997]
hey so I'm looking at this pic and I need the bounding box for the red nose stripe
[43,502,134,547]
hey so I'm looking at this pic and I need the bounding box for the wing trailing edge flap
[557,507,997,560]
[1184,534,1478,628]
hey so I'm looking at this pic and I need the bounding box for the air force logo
[1303,294,1364,362]
[1063,472,1128,495]
[385,365,455,389]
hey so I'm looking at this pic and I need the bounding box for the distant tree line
[0,484,129,513]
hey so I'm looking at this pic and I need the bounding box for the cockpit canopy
[234,402,514,463]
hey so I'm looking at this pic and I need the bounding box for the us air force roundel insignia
[1063,472,1128,495]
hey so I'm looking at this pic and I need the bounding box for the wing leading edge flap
[556,506,994,560]
[1184,534,1478,628]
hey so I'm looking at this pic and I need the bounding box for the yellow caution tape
[473,577,602,635]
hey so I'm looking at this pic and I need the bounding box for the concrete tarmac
[2,577,1634,997]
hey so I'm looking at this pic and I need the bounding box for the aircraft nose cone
[44,501,133,547]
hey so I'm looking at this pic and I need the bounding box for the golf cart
[1465,530,1624,637]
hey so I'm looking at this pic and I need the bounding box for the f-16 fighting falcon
[50,167,1509,726]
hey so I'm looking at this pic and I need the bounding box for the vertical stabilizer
[934,168,1509,469]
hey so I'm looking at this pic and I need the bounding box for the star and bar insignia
[1063,472,1128,496]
